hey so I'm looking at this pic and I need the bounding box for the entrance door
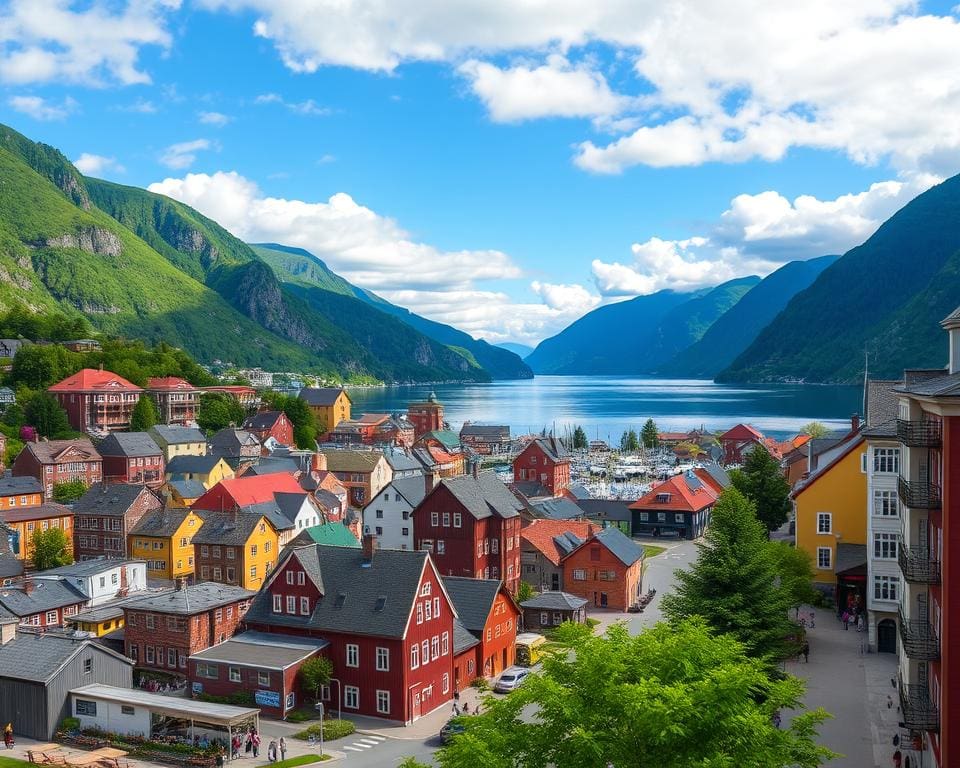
[411,690,422,722]
[600,592,608,608]
[877,619,897,653]
[551,573,559,590]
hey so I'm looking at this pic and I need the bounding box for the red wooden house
[561,527,645,611]
[443,576,519,683]
[242,536,457,723]
[512,437,571,497]
[48,368,142,434]
[412,471,524,593]
[242,411,294,447]
[97,432,165,487]
[718,423,767,465]
[0,578,87,628]
[191,472,304,512]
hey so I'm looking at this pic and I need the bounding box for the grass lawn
[0,758,32,768]
[641,544,667,558]
[265,755,329,768]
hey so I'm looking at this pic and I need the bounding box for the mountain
[525,276,759,375]
[0,123,490,383]
[661,255,838,377]
[497,342,534,358]
[253,242,533,379]
[719,174,960,383]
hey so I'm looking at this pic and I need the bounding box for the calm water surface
[347,376,862,441]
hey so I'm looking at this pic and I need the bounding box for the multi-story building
[72,483,162,561]
[560,527,645,611]
[412,471,523,593]
[48,368,142,434]
[242,411,294,447]
[407,392,444,440]
[442,576,520,681]
[192,511,279,591]
[122,582,254,676]
[34,558,147,606]
[164,454,234,491]
[718,423,768,466]
[0,502,73,565]
[319,450,393,508]
[629,471,718,540]
[459,424,511,455]
[208,428,261,470]
[0,578,88,628]
[201,385,259,410]
[298,387,351,433]
[520,519,600,592]
[97,433,165,487]
[0,476,43,511]
[148,425,208,462]
[362,476,429,551]
[512,437,571,497]
[12,439,103,501]
[146,377,201,426]
[129,507,207,582]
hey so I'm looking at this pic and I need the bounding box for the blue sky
[2,1,959,345]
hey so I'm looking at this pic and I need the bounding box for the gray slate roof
[23,438,101,465]
[452,618,479,654]
[313,489,343,511]
[441,576,502,634]
[166,454,224,475]
[244,544,431,639]
[36,558,137,579]
[861,420,898,439]
[836,543,868,574]
[0,579,87,616]
[97,432,161,458]
[244,457,300,476]
[130,507,197,537]
[0,475,43,497]
[193,512,265,546]
[698,461,731,489]
[530,436,569,463]
[0,632,131,682]
[438,471,523,520]
[243,411,285,431]
[150,425,207,445]
[168,479,207,499]
[520,591,588,611]
[210,428,260,454]
[460,425,510,439]
[510,480,553,500]
[124,582,254,615]
[866,380,902,427]
[382,450,422,474]
[575,498,633,523]
[242,495,301,532]
[73,483,155,518]
[896,370,960,397]
[390,476,428,508]
[529,497,584,520]
[189,630,328,669]
[588,526,645,567]
[298,387,349,406]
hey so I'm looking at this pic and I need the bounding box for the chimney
[23,579,34,595]
[0,619,16,646]
[851,414,860,433]
[942,309,960,374]
[424,471,438,494]
[362,528,377,563]
[311,452,327,473]
[472,459,480,479]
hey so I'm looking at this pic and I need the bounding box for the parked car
[440,718,466,744]
[494,667,530,693]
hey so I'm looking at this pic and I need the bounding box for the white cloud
[198,111,231,126]
[254,93,331,115]
[73,153,125,176]
[459,55,629,122]
[317,154,336,164]
[0,0,179,86]
[530,281,600,314]
[7,94,76,120]
[159,139,215,169]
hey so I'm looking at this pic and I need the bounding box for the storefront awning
[71,684,259,727]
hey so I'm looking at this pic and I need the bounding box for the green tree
[730,445,792,533]
[571,425,588,450]
[31,527,74,570]
[262,392,319,449]
[619,428,639,452]
[130,396,158,432]
[434,620,834,768]
[515,580,536,604]
[661,488,796,663]
[10,344,80,389]
[800,421,831,439]
[53,479,89,504]
[641,418,659,449]
[24,392,72,438]
[298,656,334,702]
[769,541,819,608]
[197,392,246,433]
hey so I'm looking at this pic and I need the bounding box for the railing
[898,540,941,584]
[898,608,940,660]
[898,477,942,509]
[899,674,940,732]
[897,419,942,448]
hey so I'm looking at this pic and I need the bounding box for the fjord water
[348,376,863,441]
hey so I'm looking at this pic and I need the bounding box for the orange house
[0,476,44,511]
[561,527,645,611]
[444,576,520,685]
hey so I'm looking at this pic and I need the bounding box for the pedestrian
[267,739,277,763]
[3,723,12,749]
[893,749,902,768]
[252,731,261,758]
[772,711,782,729]
[279,737,286,762]
[857,614,865,633]
[454,682,460,703]
[232,734,241,759]
[244,733,253,756]
[842,611,850,630]
[802,641,810,663]
[462,702,470,714]
[215,749,225,768]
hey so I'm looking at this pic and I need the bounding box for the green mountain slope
[526,276,759,375]
[253,242,532,379]
[662,255,837,377]
[719,175,960,383]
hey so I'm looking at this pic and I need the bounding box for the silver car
[494,667,530,693]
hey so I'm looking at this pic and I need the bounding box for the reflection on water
[346,375,863,440]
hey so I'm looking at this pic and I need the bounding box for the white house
[361,476,429,551]
[34,558,147,606]
[244,492,325,548]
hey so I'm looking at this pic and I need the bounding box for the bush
[284,710,315,723]
[470,677,490,691]
[197,691,256,707]
[293,720,356,742]
[60,717,80,732]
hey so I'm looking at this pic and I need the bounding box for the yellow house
[298,387,351,433]
[192,511,279,591]
[793,433,867,606]
[148,425,208,462]
[164,455,234,490]
[69,603,127,637]
[128,507,206,581]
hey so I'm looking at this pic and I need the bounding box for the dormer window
[656,493,671,503]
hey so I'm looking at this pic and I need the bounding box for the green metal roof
[299,522,360,548]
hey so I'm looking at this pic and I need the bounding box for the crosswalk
[341,734,388,753]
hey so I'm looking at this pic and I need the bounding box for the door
[600,592,608,608]
[877,619,897,653]
[551,573,559,591]
[411,689,422,722]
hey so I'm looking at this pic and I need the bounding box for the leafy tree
[130,396,158,432]
[675,441,704,459]
[641,418,659,449]
[53,479,89,504]
[800,421,831,439]
[24,392,72,438]
[197,392,246,433]
[619,428,639,452]
[571,425,588,450]
[262,392,319,449]
[432,620,834,768]
[515,580,535,604]
[298,656,334,702]
[31,527,74,570]
[662,488,797,663]
[769,541,819,608]
[10,344,81,389]
[730,446,792,533]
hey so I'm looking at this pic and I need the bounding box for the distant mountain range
[497,342,534,358]
[0,123,530,383]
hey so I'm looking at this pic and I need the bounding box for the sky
[1,1,959,347]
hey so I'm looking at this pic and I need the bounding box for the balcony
[897,477,941,509]
[899,675,939,732]
[898,609,940,660]
[898,541,941,584]
[897,419,942,448]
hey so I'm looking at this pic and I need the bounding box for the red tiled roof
[719,423,764,441]
[692,468,725,495]
[658,432,691,441]
[48,368,141,393]
[147,376,198,391]
[629,473,718,513]
[193,472,304,510]
[521,519,601,566]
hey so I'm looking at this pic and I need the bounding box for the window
[226,549,235,560]
[442,673,450,695]
[346,644,359,667]
[453,513,461,527]
[432,635,440,660]
[286,571,294,585]
[411,644,420,669]
[874,490,898,517]
[874,575,899,602]
[433,597,440,617]
[816,547,832,570]
[639,512,649,521]
[572,569,587,581]
[45,610,58,624]
[442,512,450,527]
[437,540,445,555]
[402,527,409,536]
[816,513,832,534]
[375,526,383,536]
[230,667,241,682]
[344,686,359,710]
[874,533,898,560]
[657,512,666,522]
[300,596,310,615]
[492,539,499,554]
[286,692,296,710]
[196,663,218,679]
[674,513,684,522]
[376,647,389,671]
[599,570,617,581]
[873,448,900,474]
[416,603,423,624]
[431,512,439,527]
[376,510,383,519]
[250,544,258,557]
[297,571,306,586]
[226,567,236,583]
[441,631,449,656]
[168,648,177,667]
[425,599,432,621]
[376,690,390,714]
[145,646,155,664]
[145,615,155,629]
[201,546,209,557]
[258,671,270,687]
[213,567,222,581]
[421,640,429,664]
[120,704,135,716]
[250,565,257,580]
[213,546,221,558]
[75,699,97,716]
[540,611,549,625]
[83,658,92,674]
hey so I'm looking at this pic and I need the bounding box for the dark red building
[0,578,87,628]
[718,423,766,465]
[97,432,165,487]
[512,437,571,497]
[407,392,444,440]
[242,411,295,446]
[147,377,201,425]
[48,368,142,434]
[412,471,524,593]
[72,483,162,560]
[243,537,456,723]
[561,527,645,612]
[12,438,103,501]
[443,576,519,682]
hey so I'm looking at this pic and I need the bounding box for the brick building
[442,576,519,681]
[561,527,645,611]
[412,471,523,593]
[146,377,200,426]
[72,483,162,561]
[520,519,600,592]
[12,439,103,501]
[319,450,393,509]
[0,578,88,628]
[407,392,444,440]
[123,582,254,677]
[48,368,142,434]
[512,437,571,497]
[98,433,165,487]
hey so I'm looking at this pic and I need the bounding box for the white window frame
[816,546,832,570]
[376,647,389,672]
[873,574,899,602]
[816,512,832,534]
[376,690,390,715]
[346,643,359,668]
[344,685,359,710]
[874,532,898,560]
[410,644,419,670]
[873,490,898,517]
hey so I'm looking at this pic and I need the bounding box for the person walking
[279,737,287,762]
[268,739,278,763]
[251,731,261,759]
[231,734,241,760]
[842,611,850,630]
[857,614,865,633]
[3,723,13,749]
[802,641,810,663]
